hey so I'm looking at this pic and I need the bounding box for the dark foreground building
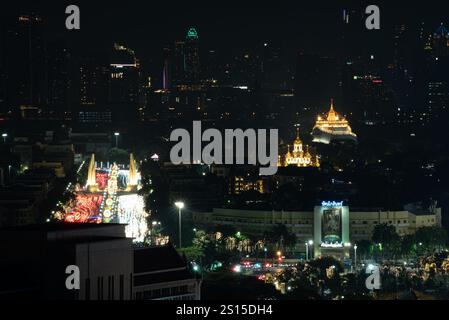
[0,223,200,300]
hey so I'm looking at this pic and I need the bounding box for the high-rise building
[295,53,340,121]
[0,25,6,114]
[416,24,449,123]
[424,81,448,122]
[260,43,293,90]
[46,40,71,110]
[76,53,111,123]
[107,43,141,123]
[162,46,171,90]
[184,27,200,84]
[79,54,109,106]
[4,14,46,109]
[171,40,185,88]
[109,43,140,104]
[432,23,449,58]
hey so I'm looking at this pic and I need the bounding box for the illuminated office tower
[184,27,200,84]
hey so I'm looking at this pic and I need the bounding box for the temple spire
[330,98,334,112]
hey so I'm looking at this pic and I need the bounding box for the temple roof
[324,99,344,122]
[293,127,302,145]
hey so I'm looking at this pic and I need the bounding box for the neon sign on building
[321,201,343,208]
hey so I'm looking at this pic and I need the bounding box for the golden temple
[278,128,320,168]
[312,99,357,144]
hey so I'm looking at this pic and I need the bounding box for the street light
[305,240,313,261]
[175,201,185,249]
[1,133,7,143]
[114,132,120,148]
[354,244,358,271]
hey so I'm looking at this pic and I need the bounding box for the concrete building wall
[192,206,442,254]
[76,238,133,300]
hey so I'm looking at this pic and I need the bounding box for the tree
[415,226,448,253]
[264,224,297,253]
[372,223,400,259]
[355,240,372,260]
[400,234,417,258]
[309,256,344,275]
[106,148,129,164]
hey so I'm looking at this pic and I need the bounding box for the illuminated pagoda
[312,99,357,144]
[278,128,320,168]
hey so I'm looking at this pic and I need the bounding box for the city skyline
[1,0,449,304]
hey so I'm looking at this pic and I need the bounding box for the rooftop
[134,244,186,274]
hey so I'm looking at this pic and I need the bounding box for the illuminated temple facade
[312,99,357,144]
[278,128,320,168]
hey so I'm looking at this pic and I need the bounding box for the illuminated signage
[321,201,343,208]
[186,27,199,40]
[320,243,343,248]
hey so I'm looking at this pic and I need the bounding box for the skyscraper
[109,43,140,104]
[108,43,141,123]
[295,53,340,121]
[4,13,46,108]
[184,27,200,84]
[79,54,109,106]
[162,46,171,91]
[46,40,71,110]
[171,40,185,88]
[432,23,449,58]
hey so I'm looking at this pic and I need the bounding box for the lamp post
[306,240,313,260]
[305,242,309,261]
[2,133,7,143]
[354,244,358,271]
[175,201,185,249]
[305,240,313,261]
[114,132,120,148]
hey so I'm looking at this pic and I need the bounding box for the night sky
[2,1,449,69]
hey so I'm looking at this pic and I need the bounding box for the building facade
[0,224,201,300]
[192,202,442,256]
